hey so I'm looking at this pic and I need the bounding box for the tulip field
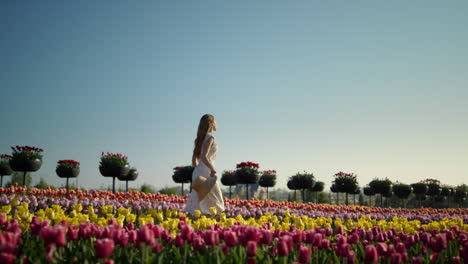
[0,186,468,264]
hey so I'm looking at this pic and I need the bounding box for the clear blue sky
[1,0,467,191]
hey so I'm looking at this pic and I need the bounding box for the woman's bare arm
[200,136,216,175]
[192,154,197,167]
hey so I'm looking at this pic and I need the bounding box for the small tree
[423,179,441,206]
[392,183,412,208]
[34,177,49,189]
[351,186,360,205]
[440,185,454,208]
[234,161,260,200]
[411,182,428,208]
[333,171,358,205]
[454,184,467,208]
[287,179,300,202]
[308,181,325,203]
[221,170,237,199]
[330,184,339,205]
[363,185,375,207]
[369,178,392,208]
[289,171,315,203]
[140,183,154,193]
[172,166,194,196]
[158,186,179,195]
[7,172,32,188]
[258,170,277,200]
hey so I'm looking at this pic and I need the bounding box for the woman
[184,114,225,216]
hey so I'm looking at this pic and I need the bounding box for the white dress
[184,133,225,215]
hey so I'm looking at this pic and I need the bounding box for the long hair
[193,114,215,159]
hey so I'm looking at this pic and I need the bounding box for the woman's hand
[210,169,217,177]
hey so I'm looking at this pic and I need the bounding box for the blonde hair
[193,114,215,159]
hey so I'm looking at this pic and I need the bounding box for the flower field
[1,186,468,263]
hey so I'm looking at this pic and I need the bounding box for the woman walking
[184,114,225,216]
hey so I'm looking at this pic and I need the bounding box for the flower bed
[0,185,467,263]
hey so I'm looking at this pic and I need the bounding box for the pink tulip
[0,214,7,225]
[247,241,257,257]
[0,252,15,264]
[336,225,344,235]
[152,225,162,238]
[277,238,290,257]
[319,239,330,249]
[396,242,405,254]
[153,242,163,254]
[117,232,129,247]
[220,243,229,255]
[337,235,347,245]
[78,223,92,240]
[260,230,273,245]
[347,250,356,264]
[181,224,194,242]
[137,225,155,247]
[67,226,79,241]
[40,226,67,247]
[376,242,388,257]
[95,238,114,259]
[313,233,323,247]
[452,256,461,264]
[391,253,401,264]
[283,235,293,252]
[246,258,256,264]
[411,256,422,264]
[174,234,184,247]
[348,233,360,244]
[298,245,311,264]
[5,219,21,234]
[161,229,172,244]
[204,230,219,246]
[293,230,303,243]
[128,230,137,244]
[364,245,378,264]
[192,236,205,252]
[224,231,238,247]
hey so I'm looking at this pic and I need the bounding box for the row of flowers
[1,186,468,225]
[1,202,468,263]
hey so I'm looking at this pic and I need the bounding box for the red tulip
[95,238,115,259]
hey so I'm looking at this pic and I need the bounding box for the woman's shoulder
[204,134,215,143]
